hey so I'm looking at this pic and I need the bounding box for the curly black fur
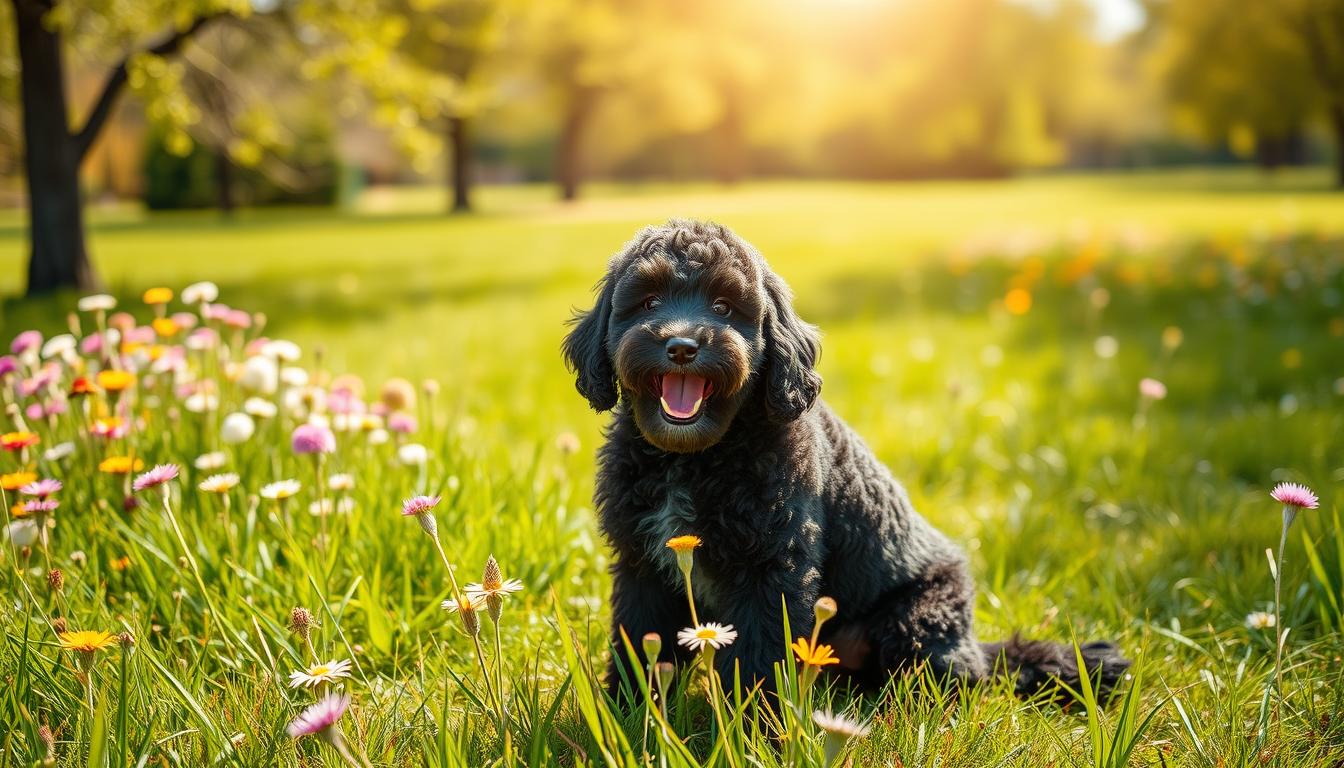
[563,219,1130,702]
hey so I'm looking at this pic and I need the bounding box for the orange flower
[95,370,135,392]
[142,287,173,305]
[11,501,28,518]
[791,637,840,668]
[1003,288,1032,316]
[70,377,96,396]
[665,535,702,553]
[1,471,37,491]
[1,432,40,451]
[99,456,144,475]
[151,317,179,337]
[110,555,132,571]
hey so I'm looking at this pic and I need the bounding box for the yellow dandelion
[59,630,118,653]
[1,471,37,491]
[99,456,145,475]
[791,637,841,668]
[142,287,174,305]
[152,317,180,337]
[95,370,135,392]
[666,535,702,553]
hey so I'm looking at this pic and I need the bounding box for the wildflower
[397,443,428,467]
[69,377,96,396]
[60,629,118,670]
[77,295,117,313]
[142,287,173,305]
[466,555,524,621]
[199,473,240,494]
[1271,482,1319,511]
[676,622,738,652]
[380,378,416,412]
[239,356,278,395]
[6,519,39,547]
[151,317,179,337]
[289,606,318,641]
[667,535,702,622]
[1,471,37,491]
[292,423,336,455]
[1,431,40,451]
[309,498,356,516]
[815,596,838,623]
[44,442,75,463]
[220,412,256,444]
[1094,336,1119,359]
[40,334,76,359]
[99,456,143,475]
[555,432,581,455]
[1003,288,1032,315]
[133,464,179,492]
[11,330,42,355]
[643,632,662,660]
[95,369,135,393]
[441,594,483,636]
[1246,611,1276,630]
[47,568,64,593]
[182,281,219,304]
[25,499,58,515]
[666,535,702,555]
[261,480,302,500]
[20,478,61,499]
[441,593,485,613]
[263,339,302,362]
[194,451,227,470]
[402,494,440,536]
[388,412,417,434]
[328,473,355,491]
[368,428,389,446]
[243,397,278,419]
[288,659,353,689]
[792,637,841,667]
[286,692,349,740]
[1162,325,1184,351]
[92,418,128,439]
[813,710,871,766]
[1139,377,1167,400]
[184,393,219,413]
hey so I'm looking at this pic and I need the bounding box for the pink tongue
[660,373,706,419]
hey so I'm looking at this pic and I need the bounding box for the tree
[6,0,236,294]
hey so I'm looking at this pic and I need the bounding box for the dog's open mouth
[658,372,712,424]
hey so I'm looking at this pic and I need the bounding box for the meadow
[2,169,1344,766]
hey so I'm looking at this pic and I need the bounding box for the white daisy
[465,578,525,604]
[77,294,117,312]
[260,479,302,500]
[1245,611,1277,630]
[397,443,428,466]
[327,473,355,492]
[287,658,353,689]
[199,473,240,494]
[194,451,228,470]
[441,594,485,613]
[811,710,871,738]
[676,622,738,652]
[264,340,302,362]
[181,281,219,304]
[243,397,279,419]
[43,442,76,462]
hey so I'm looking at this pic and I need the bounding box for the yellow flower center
[310,665,330,676]
[696,629,716,640]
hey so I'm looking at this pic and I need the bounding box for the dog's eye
[711,299,731,317]
[642,296,661,311]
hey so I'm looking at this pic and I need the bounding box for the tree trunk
[214,148,236,214]
[447,116,472,213]
[557,86,596,202]
[13,0,97,294]
[715,82,745,185]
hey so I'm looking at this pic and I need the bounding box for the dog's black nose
[665,337,699,365]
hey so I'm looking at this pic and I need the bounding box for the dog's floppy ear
[762,270,822,423]
[563,270,619,412]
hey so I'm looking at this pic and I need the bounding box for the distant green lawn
[3,168,1344,764]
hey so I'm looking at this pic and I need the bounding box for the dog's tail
[980,635,1131,701]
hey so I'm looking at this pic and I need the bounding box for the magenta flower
[0,356,16,377]
[292,424,337,455]
[11,330,41,355]
[133,464,180,492]
[286,692,350,739]
[19,478,62,499]
[79,334,103,356]
[25,499,59,514]
[225,309,252,329]
[1271,482,1319,510]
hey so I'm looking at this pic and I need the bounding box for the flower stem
[160,488,233,654]
[1272,507,1291,735]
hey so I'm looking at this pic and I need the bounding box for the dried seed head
[288,606,317,640]
[482,556,503,592]
[47,569,64,593]
[51,617,68,634]
[458,603,481,637]
[118,631,135,648]
[655,662,675,693]
[814,596,838,624]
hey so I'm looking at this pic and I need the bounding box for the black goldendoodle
[563,219,1129,700]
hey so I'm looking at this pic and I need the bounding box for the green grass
[2,168,1344,765]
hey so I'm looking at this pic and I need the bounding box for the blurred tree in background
[3,0,1344,294]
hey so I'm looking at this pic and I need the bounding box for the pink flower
[25,499,59,514]
[402,495,441,517]
[20,478,62,499]
[388,412,418,434]
[286,692,350,739]
[24,403,43,422]
[225,310,252,329]
[133,464,180,492]
[292,424,337,455]
[1271,482,1319,510]
[79,334,103,355]
[170,312,198,331]
[11,330,41,355]
[0,356,16,377]
[1138,377,1167,400]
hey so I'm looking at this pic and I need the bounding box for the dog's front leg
[708,561,822,695]
[606,560,693,701]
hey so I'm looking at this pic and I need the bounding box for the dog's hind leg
[872,559,989,686]
[605,562,694,701]
[982,636,1131,701]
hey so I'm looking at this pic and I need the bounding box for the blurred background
[1,0,1344,296]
